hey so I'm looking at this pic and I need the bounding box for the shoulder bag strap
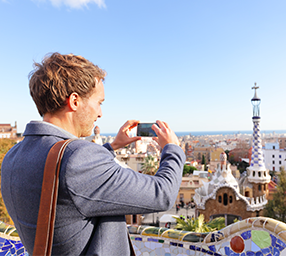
[33,139,74,256]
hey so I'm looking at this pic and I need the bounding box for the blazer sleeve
[64,140,186,217]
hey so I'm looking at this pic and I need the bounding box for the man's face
[76,80,105,137]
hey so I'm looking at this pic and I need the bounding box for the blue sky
[1,0,286,134]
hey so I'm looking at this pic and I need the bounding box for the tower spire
[248,84,270,184]
[251,83,261,118]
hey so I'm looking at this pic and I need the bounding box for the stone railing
[1,217,286,255]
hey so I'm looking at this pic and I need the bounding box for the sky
[0,0,286,134]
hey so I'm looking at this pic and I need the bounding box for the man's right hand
[151,120,180,148]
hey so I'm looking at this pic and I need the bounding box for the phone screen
[137,123,158,137]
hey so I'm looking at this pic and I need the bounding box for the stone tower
[247,84,271,200]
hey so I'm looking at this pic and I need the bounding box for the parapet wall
[128,217,286,256]
[1,217,286,255]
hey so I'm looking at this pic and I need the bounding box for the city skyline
[1,0,286,134]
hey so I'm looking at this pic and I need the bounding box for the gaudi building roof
[193,152,268,212]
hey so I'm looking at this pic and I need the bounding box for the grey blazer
[1,121,185,255]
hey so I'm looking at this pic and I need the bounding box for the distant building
[263,142,286,172]
[208,147,225,171]
[279,137,286,150]
[176,173,208,206]
[193,85,271,225]
[192,146,214,163]
[228,142,251,162]
[0,122,17,139]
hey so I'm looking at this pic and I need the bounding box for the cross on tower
[252,82,259,92]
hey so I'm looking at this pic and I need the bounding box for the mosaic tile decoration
[0,222,28,256]
[250,119,265,169]
[1,217,286,255]
[128,217,286,256]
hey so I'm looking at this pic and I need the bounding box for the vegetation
[264,167,286,222]
[141,154,159,175]
[0,139,17,224]
[183,164,197,176]
[228,157,249,174]
[201,155,206,165]
[174,214,225,232]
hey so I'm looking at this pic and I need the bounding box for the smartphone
[137,123,158,137]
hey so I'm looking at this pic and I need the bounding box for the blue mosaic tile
[206,251,214,255]
[271,234,277,247]
[189,245,195,250]
[147,238,158,242]
[209,245,216,252]
[202,248,207,253]
[230,252,239,256]
[255,252,263,256]
[214,253,222,256]
[224,247,230,255]
[261,247,270,254]
[135,237,142,241]
[277,239,286,250]
[2,244,13,250]
[276,243,285,252]
[246,252,255,256]
[14,244,22,251]
[241,253,246,256]
[241,230,251,240]
[16,248,25,255]
[273,247,280,256]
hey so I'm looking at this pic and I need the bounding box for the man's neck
[43,112,78,137]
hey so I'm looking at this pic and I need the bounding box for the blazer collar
[23,121,77,140]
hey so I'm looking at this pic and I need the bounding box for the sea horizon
[100,129,286,137]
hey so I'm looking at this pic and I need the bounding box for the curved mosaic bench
[0,222,28,255]
[128,217,286,256]
[1,217,286,255]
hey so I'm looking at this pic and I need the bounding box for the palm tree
[141,155,159,175]
[174,214,225,232]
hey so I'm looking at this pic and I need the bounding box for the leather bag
[33,139,74,256]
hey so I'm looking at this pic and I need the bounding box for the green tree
[264,167,286,222]
[141,155,159,176]
[201,155,206,165]
[183,164,197,176]
[174,214,225,232]
[0,139,17,224]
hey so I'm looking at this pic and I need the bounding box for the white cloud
[35,0,106,9]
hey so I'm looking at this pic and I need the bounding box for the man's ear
[67,92,80,111]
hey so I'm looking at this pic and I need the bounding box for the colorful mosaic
[0,222,28,256]
[128,217,286,255]
[250,119,264,169]
[1,217,286,255]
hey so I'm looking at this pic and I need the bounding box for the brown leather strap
[33,139,74,256]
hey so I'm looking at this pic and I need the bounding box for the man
[92,126,103,145]
[1,53,185,255]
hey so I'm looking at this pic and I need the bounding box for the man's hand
[151,120,180,148]
[110,120,141,150]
